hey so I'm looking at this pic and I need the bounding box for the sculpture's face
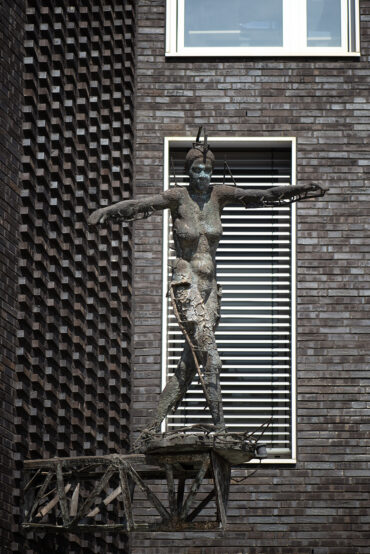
[188,158,213,192]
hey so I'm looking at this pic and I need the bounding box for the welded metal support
[22,449,235,532]
[22,431,265,533]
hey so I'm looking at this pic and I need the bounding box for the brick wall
[0,1,24,552]
[13,1,135,552]
[131,1,370,552]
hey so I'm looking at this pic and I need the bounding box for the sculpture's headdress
[184,127,215,174]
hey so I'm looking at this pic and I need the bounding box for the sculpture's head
[187,157,213,192]
[185,127,215,192]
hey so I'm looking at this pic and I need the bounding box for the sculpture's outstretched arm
[88,190,179,225]
[252,182,328,207]
[217,182,328,209]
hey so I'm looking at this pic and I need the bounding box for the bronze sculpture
[89,129,327,440]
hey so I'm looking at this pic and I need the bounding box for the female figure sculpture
[89,131,327,436]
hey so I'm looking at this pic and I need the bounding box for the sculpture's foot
[131,424,161,453]
[214,425,227,434]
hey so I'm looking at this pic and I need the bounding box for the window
[162,137,297,462]
[166,0,360,56]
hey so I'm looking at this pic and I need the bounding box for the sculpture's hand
[88,206,109,225]
[260,182,328,207]
[302,182,329,198]
[88,202,137,225]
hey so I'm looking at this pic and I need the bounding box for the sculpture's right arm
[88,189,180,225]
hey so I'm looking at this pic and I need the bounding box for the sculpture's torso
[171,187,222,296]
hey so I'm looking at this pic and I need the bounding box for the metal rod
[124,463,170,521]
[170,156,179,188]
[28,471,53,522]
[186,489,216,522]
[180,455,210,520]
[36,483,72,519]
[118,464,134,532]
[169,284,212,411]
[24,468,41,493]
[56,463,70,526]
[225,161,237,187]
[71,467,114,525]
[165,464,177,515]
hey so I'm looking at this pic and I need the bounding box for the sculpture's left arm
[217,183,328,209]
[249,182,328,207]
[88,189,180,225]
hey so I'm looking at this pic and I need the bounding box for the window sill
[247,457,297,465]
[166,50,361,58]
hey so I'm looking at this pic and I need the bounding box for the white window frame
[162,136,297,464]
[166,0,360,57]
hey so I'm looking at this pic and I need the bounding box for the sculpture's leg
[146,343,197,432]
[200,285,224,429]
[172,283,224,429]
[138,282,224,441]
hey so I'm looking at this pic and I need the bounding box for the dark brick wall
[0,1,24,552]
[13,1,135,552]
[131,1,370,552]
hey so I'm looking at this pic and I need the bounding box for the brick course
[131,1,370,552]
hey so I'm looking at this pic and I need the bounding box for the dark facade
[1,0,135,552]
[0,0,369,553]
[0,1,24,550]
[131,1,370,552]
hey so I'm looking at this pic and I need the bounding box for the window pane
[165,144,294,458]
[307,0,342,47]
[184,0,283,48]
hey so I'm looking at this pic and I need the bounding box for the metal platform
[22,433,264,533]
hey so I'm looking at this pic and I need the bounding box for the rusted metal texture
[22,438,262,533]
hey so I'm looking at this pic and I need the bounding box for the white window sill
[247,457,297,465]
[166,50,361,57]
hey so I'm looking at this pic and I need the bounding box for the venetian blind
[162,144,294,459]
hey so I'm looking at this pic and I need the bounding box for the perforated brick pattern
[0,1,24,552]
[14,1,135,552]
